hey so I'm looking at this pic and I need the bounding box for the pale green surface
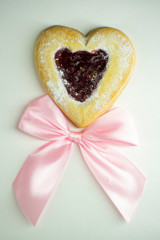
[0,0,160,239]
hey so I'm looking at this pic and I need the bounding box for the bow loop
[19,95,69,141]
[83,107,139,146]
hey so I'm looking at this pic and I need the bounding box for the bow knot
[68,131,82,143]
[13,95,146,226]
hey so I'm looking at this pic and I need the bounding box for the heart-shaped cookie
[35,26,135,127]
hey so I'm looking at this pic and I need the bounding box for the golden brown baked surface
[35,26,135,127]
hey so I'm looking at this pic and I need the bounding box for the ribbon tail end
[13,180,43,227]
[119,174,147,223]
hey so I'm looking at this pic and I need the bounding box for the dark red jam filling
[55,48,109,102]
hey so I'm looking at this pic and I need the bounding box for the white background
[0,0,160,239]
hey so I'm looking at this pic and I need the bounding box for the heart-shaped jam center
[55,48,109,102]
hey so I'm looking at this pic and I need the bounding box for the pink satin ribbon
[13,95,146,225]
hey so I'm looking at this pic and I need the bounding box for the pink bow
[13,95,146,226]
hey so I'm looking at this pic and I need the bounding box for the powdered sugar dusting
[45,30,133,112]
[46,69,108,111]
[36,27,134,125]
[87,30,133,100]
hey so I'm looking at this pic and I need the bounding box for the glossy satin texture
[13,95,146,226]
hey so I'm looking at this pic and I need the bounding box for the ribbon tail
[13,140,73,226]
[80,141,146,222]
